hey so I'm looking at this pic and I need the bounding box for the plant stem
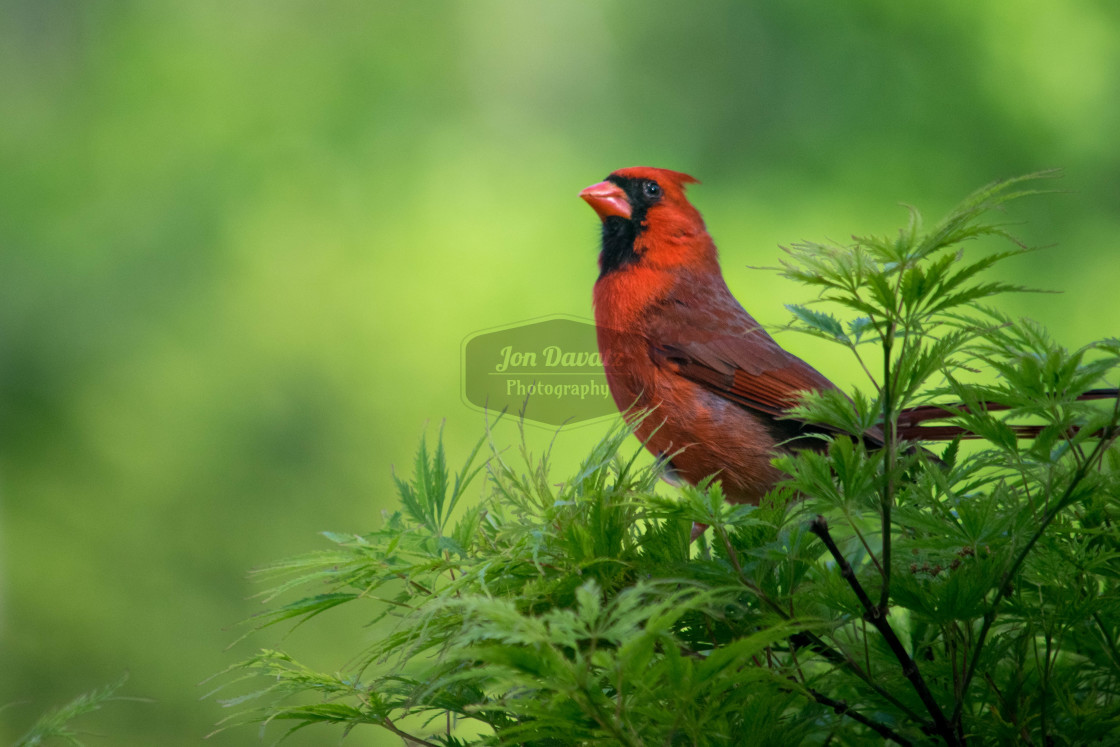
[810,515,957,745]
[950,420,1117,727]
[881,326,896,611]
[380,716,443,747]
[807,687,914,746]
[717,521,926,723]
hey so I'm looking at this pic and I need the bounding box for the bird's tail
[896,388,1120,441]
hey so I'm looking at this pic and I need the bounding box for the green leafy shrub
[214,175,1120,745]
[9,675,135,747]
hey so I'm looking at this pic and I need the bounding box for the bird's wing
[648,321,1120,444]
[648,329,837,418]
[636,294,883,445]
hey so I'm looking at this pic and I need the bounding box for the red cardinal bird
[579,166,1114,506]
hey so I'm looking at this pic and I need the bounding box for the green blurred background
[2,2,1118,744]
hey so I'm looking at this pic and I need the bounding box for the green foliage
[216,176,1120,745]
[10,675,136,747]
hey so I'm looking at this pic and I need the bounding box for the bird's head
[580,166,712,278]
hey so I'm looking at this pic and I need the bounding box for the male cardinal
[580,166,1114,506]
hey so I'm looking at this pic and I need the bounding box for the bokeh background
[2,2,1118,744]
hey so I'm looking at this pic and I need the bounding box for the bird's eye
[643,181,662,199]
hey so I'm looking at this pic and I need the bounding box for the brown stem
[951,423,1117,728]
[807,687,915,746]
[810,515,958,745]
[881,325,896,612]
[717,522,925,723]
[380,716,443,747]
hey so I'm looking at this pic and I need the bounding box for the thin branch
[810,515,957,745]
[951,412,1119,727]
[808,687,914,746]
[1092,611,1120,671]
[849,339,883,394]
[380,716,443,747]
[880,324,897,610]
[787,630,926,724]
[717,522,927,723]
[849,518,885,578]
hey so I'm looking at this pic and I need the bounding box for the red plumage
[586,166,842,503]
[580,166,1111,505]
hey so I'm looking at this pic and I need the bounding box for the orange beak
[580,180,632,221]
